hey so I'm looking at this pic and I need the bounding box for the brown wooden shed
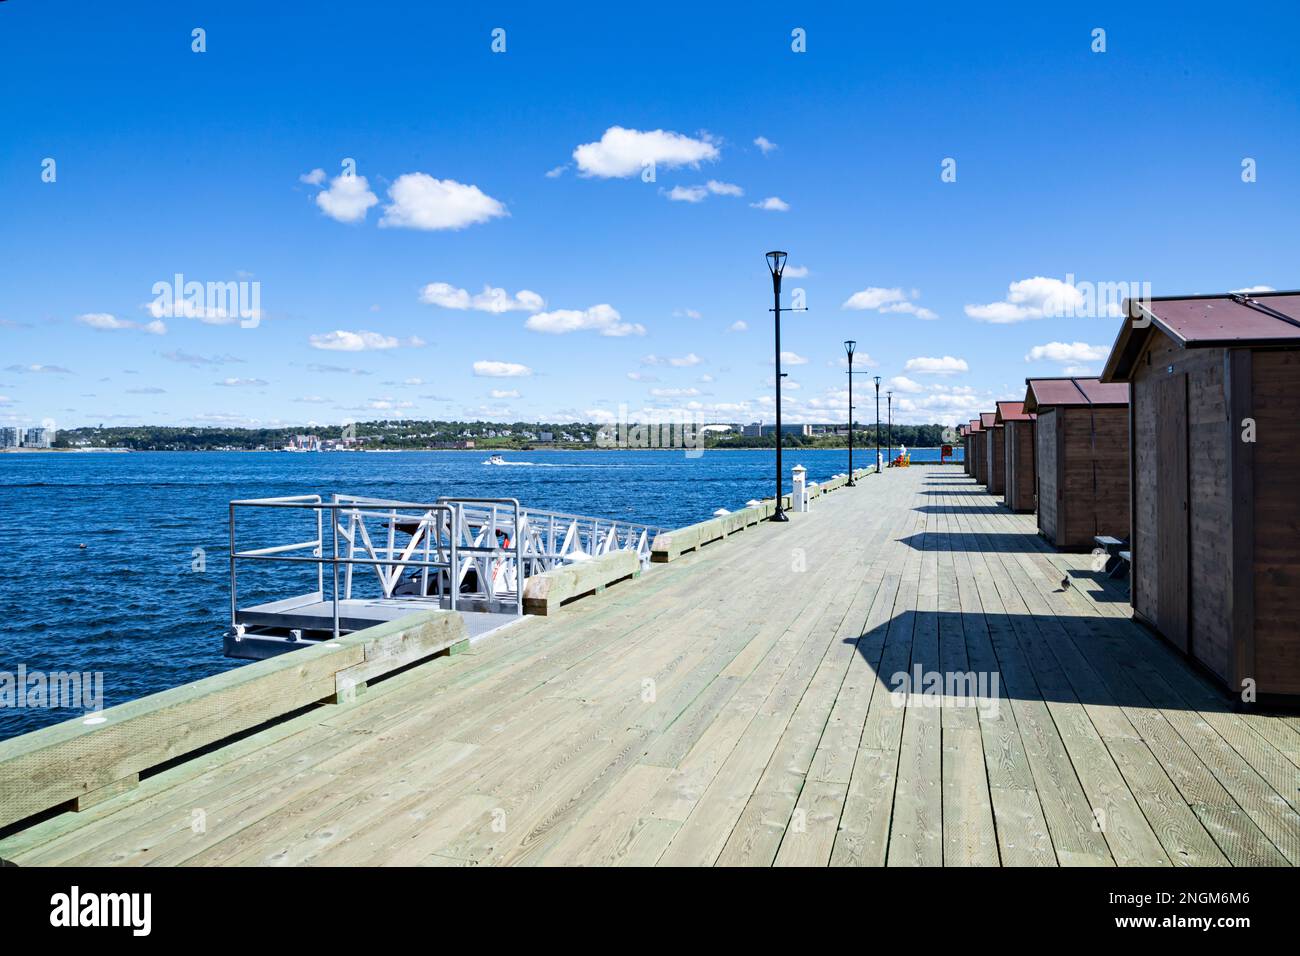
[1023,377,1129,551]
[995,400,1036,513]
[981,412,1005,496]
[968,417,987,485]
[964,420,978,476]
[1102,291,1300,699]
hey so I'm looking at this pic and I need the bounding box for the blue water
[0,446,956,739]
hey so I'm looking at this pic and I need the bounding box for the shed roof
[980,412,998,429]
[968,418,982,433]
[994,400,1035,424]
[1102,291,1300,382]
[1024,377,1129,413]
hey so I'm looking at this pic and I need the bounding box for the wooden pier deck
[3,465,1298,866]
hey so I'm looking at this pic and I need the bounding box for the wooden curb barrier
[650,466,873,563]
[0,610,467,831]
[522,548,641,615]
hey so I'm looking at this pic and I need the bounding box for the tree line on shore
[53,420,956,451]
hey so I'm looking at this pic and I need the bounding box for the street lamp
[844,340,856,486]
[874,375,882,473]
[767,250,789,522]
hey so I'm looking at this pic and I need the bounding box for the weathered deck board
[2,466,1297,867]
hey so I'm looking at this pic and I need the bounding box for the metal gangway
[225,493,664,658]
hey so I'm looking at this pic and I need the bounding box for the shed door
[1155,372,1190,651]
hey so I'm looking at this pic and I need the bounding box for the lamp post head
[765,250,788,278]
[844,339,856,357]
[874,375,881,387]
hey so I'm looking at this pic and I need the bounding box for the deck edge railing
[650,466,874,563]
[0,610,467,834]
[521,549,641,615]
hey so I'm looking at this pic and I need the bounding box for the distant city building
[742,421,763,438]
[756,424,810,437]
[538,431,554,442]
[4,426,53,448]
[283,434,321,452]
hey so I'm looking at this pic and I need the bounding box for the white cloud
[904,355,969,375]
[784,265,809,278]
[544,164,569,178]
[667,179,743,203]
[667,185,707,203]
[573,126,719,178]
[750,196,789,211]
[889,375,924,393]
[490,389,520,399]
[146,298,256,326]
[77,312,167,335]
[729,320,748,332]
[1061,365,1095,375]
[525,303,644,337]
[754,136,777,155]
[627,371,658,382]
[649,387,701,397]
[965,277,1087,324]
[309,330,408,351]
[842,286,936,319]
[78,312,130,330]
[6,363,71,374]
[315,173,379,224]
[777,351,808,365]
[419,282,544,313]
[843,287,905,311]
[706,180,743,197]
[473,360,532,378]
[881,301,938,320]
[1231,285,1275,293]
[379,173,507,231]
[1025,341,1110,363]
[674,308,702,319]
[215,377,268,387]
[641,352,702,367]
[299,168,326,186]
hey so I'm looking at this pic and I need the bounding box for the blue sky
[2,1,1297,431]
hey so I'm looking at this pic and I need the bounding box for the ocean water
[0,446,958,739]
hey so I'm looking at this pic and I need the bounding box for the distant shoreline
[2,445,956,455]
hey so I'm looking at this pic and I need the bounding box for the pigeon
[1060,575,1071,590]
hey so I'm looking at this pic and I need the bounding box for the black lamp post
[844,340,856,486]
[766,250,789,522]
[874,375,882,473]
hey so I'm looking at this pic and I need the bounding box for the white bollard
[877,450,884,472]
[792,464,809,512]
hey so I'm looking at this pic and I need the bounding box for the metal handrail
[229,497,458,639]
[229,494,666,640]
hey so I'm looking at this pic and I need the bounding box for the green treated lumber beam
[0,611,461,831]
[522,549,640,615]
